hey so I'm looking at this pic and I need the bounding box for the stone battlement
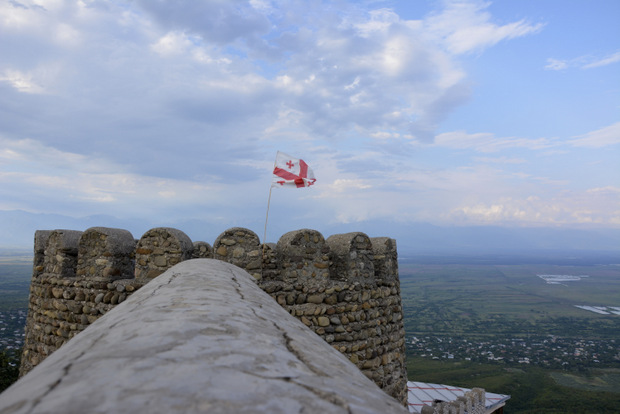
[2,260,409,414]
[21,226,408,405]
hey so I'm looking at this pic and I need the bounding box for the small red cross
[286,160,294,169]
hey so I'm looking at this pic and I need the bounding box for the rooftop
[407,381,510,414]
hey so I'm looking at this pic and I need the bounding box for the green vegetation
[550,369,620,394]
[0,349,20,393]
[401,261,620,413]
[400,263,620,338]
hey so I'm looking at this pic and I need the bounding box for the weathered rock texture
[19,226,407,405]
[1,260,409,414]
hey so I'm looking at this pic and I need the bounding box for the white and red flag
[272,151,316,188]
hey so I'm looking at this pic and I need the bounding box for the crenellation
[135,227,193,280]
[76,227,135,280]
[191,241,213,259]
[44,230,82,278]
[326,232,375,282]
[213,227,262,279]
[19,225,408,406]
[371,237,398,283]
[33,230,53,280]
[276,229,330,285]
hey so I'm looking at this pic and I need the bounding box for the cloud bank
[0,0,618,235]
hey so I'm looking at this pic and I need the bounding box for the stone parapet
[76,227,135,280]
[2,260,409,414]
[32,230,53,280]
[135,227,193,280]
[420,388,487,414]
[19,226,407,405]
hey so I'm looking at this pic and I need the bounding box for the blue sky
[0,0,618,246]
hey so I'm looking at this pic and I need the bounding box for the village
[0,310,26,354]
[4,307,620,371]
[407,334,620,370]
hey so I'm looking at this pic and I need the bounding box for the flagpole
[261,155,278,275]
[262,185,273,258]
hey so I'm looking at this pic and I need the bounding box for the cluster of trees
[0,349,20,393]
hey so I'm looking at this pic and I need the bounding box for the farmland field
[0,257,31,312]
[400,258,620,413]
[400,261,620,338]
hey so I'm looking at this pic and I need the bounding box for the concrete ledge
[0,259,407,414]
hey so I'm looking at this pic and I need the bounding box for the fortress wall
[19,226,407,405]
[1,260,408,414]
[257,229,407,404]
[20,229,146,375]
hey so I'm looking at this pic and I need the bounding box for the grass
[400,262,620,338]
[549,369,620,394]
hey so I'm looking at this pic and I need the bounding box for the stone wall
[20,226,407,405]
[420,388,487,414]
[2,260,408,414]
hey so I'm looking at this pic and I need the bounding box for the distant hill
[1,209,618,257]
[0,210,150,249]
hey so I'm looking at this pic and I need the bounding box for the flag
[272,151,316,188]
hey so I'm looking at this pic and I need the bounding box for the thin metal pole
[262,154,277,276]
[263,185,273,253]
[261,185,274,278]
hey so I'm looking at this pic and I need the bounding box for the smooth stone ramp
[0,259,408,414]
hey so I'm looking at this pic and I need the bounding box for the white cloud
[474,156,527,164]
[0,1,43,30]
[434,131,555,152]
[0,0,616,233]
[354,8,401,37]
[0,137,117,173]
[544,58,567,71]
[447,187,620,226]
[249,0,273,13]
[54,22,82,47]
[0,0,545,161]
[587,186,620,195]
[0,69,45,94]
[0,136,225,217]
[546,50,620,71]
[135,0,271,45]
[151,31,193,56]
[569,122,620,148]
[0,1,91,48]
[425,0,543,55]
[329,179,372,192]
[582,50,620,69]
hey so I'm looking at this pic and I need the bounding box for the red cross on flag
[272,151,316,188]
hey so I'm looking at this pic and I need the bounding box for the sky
[0,0,619,247]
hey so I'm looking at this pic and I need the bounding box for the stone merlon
[0,259,408,414]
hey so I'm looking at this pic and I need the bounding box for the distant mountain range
[1,209,618,258]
